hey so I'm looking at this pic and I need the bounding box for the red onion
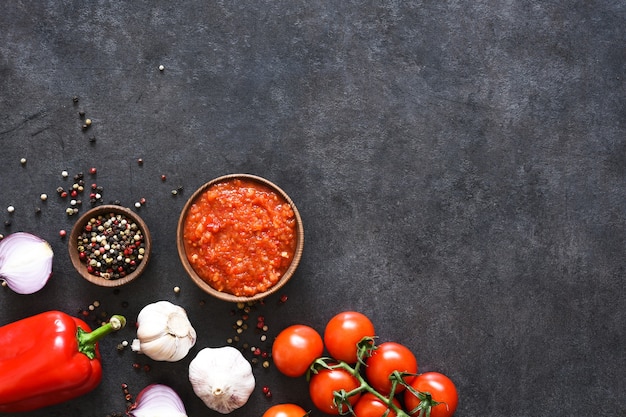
[0,232,53,294]
[129,384,188,417]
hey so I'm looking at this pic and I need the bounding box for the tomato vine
[307,338,445,417]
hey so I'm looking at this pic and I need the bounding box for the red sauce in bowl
[183,178,297,297]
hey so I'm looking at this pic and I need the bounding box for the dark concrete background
[1,1,625,416]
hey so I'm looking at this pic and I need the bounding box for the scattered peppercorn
[161,174,167,181]
[59,229,67,237]
[20,158,26,165]
[72,96,79,103]
[6,206,14,213]
[159,65,164,71]
[89,167,97,175]
[137,158,143,165]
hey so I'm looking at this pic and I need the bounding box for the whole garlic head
[131,301,196,362]
[188,346,255,414]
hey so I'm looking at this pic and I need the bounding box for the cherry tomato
[353,392,401,417]
[365,342,418,395]
[262,403,308,417]
[324,311,375,363]
[272,324,324,377]
[309,368,361,415]
[403,372,458,417]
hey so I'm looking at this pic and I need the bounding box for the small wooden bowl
[69,205,152,287]
[177,174,304,303]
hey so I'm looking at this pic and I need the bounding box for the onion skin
[0,232,53,294]
[129,384,188,417]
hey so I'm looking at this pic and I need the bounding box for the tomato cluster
[267,311,458,417]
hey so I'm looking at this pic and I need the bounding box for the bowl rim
[176,173,304,303]
[68,204,152,287]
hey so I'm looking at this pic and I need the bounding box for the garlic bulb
[188,346,255,414]
[131,301,196,362]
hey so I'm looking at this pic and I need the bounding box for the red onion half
[0,232,53,294]
[129,384,188,417]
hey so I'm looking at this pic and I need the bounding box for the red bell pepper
[0,310,126,413]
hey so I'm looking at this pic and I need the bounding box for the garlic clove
[167,312,194,338]
[135,314,169,341]
[136,337,179,362]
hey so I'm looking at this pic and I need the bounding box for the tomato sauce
[183,178,297,297]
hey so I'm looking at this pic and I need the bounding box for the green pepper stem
[77,315,126,360]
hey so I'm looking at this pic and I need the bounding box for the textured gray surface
[1,1,625,416]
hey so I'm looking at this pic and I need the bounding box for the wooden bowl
[177,174,304,303]
[69,205,152,287]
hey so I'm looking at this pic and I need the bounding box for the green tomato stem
[325,360,412,417]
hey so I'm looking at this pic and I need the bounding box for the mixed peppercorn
[76,213,146,280]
